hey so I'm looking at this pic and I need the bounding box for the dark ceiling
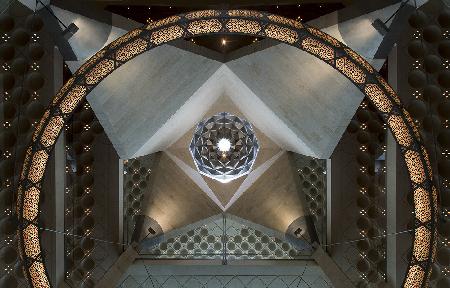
[105,3,346,53]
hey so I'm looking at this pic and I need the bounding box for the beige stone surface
[228,152,306,233]
[166,95,282,207]
[202,176,245,206]
[143,152,221,233]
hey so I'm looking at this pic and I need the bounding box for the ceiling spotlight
[372,0,410,36]
[372,18,389,36]
[37,0,79,40]
[294,228,303,237]
[221,39,226,46]
[62,23,79,40]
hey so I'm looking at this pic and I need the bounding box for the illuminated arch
[16,10,438,287]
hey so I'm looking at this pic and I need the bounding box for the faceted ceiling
[87,43,363,160]
[136,94,310,236]
[49,0,424,241]
[53,1,413,160]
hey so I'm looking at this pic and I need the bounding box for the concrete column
[312,245,356,288]
[386,44,398,287]
[118,159,124,248]
[326,158,332,251]
[95,245,139,288]
[53,46,66,287]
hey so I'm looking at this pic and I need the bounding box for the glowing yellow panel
[387,115,413,147]
[404,150,426,184]
[23,224,41,258]
[265,24,298,44]
[335,57,366,84]
[59,86,87,114]
[116,38,148,62]
[413,226,431,261]
[302,37,334,61]
[404,265,425,288]
[365,84,393,113]
[23,187,40,221]
[150,25,184,45]
[226,19,261,34]
[187,19,222,35]
[41,116,64,147]
[85,59,115,85]
[29,262,50,288]
[146,15,181,30]
[413,188,431,223]
[28,150,49,183]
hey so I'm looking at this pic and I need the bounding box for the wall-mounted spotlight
[372,18,389,36]
[371,0,410,36]
[37,0,79,40]
[62,22,79,40]
[294,227,303,237]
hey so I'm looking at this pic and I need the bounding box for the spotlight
[37,0,79,40]
[62,23,79,40]
[221,38,226,46]
[372,18,389,36]
[372,0,410,36]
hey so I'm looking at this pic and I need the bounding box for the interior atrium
[0,0,449,287]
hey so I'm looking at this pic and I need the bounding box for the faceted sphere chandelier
[189,112,259,183]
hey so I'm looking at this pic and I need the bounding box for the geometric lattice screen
[140,215,312,261]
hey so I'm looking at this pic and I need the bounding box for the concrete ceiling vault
[88,43,365,160]
[166,94,284,208]
[137,92,309,235]
[87,45,223,158]
[57,2,410,161]
[227,152,307,233]
[142,152,222,233]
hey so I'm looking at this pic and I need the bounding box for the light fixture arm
[383,0,411,25]
[35,0,68,29]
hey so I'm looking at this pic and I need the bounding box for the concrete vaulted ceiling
[55,2,425,160]
[166,94,283,207]
[87,43,364,160]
